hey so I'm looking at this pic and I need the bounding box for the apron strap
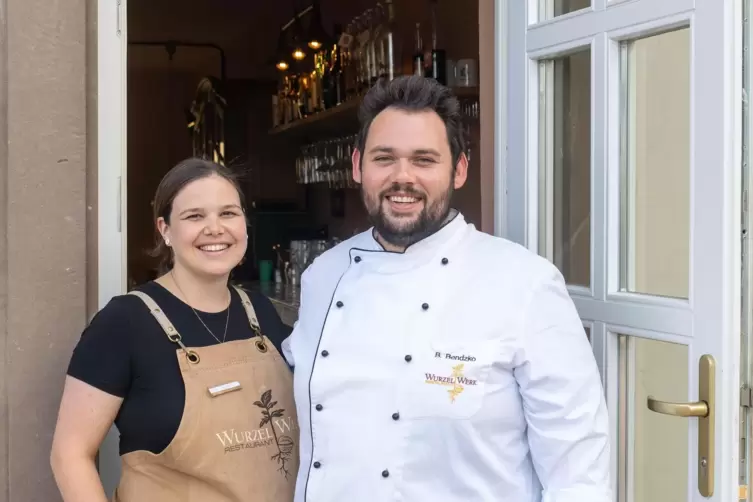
[128,290,201,364]
[231,286,270,353]
[231,285,262,333]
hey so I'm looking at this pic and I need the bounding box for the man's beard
[361,180,454,249]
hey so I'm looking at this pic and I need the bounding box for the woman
[50,158,298,502]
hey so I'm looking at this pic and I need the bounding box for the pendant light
[306,0,330,50]
[274,29,290,71]
[290,1,307,62]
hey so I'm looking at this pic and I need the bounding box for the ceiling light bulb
[276,60,289,71]
[293,49,305,60]
[308,40,322,50]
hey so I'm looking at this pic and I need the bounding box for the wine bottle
[372,4,385,83]
[382,0,396,80]
[339,23,357,99]
[296,75,307,119]
[355,15,371,94]
[334,39,345,105]
[326,25,342,106]
[321,43,333,110]
[312,71,320,114]
[366,8,379,85]
[310,55,322,113]
[413,22,424,77]
[428,0,446,85]
[338,43,348,104]
[282,75,294,124]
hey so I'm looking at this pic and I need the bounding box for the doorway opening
[124,0,485,294]
[102,1,489,491]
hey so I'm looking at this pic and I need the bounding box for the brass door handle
[645,354,715,497]
[646,397,709,418]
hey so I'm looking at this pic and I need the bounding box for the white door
[97,0,128,494]
[503,0,741,501]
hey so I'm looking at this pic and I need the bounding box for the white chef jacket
[282,212,611,502]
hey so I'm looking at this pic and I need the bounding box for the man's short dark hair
[356,75,467,167]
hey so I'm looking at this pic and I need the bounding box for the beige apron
[112,286,299,502]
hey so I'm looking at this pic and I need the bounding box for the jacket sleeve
[513,265,612,502]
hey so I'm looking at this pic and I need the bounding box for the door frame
[96,0,127,494]
[495,1,743,500]
[492,0,509,238]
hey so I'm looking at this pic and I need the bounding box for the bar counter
[243,281,300,327]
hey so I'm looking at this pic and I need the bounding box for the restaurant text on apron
[112,285,299,502]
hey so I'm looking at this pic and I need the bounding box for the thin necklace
[170,270,231,344]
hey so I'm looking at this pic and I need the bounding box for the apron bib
[113,286,299,502]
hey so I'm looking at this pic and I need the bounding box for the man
[282,75,611,502]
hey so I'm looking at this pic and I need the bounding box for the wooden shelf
[269,97,362,140]
[268,86,479,141]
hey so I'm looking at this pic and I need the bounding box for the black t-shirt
[67,281,291,456]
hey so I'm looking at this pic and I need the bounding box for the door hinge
[742,386,753,407]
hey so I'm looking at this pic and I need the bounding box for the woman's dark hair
[355,75,467,167]
[150,157,246,274]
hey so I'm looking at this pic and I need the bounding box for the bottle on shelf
[369,5,384,85]
[311,49,326,113]
[413,22,424,77]
[427,0,447,85]
[349,16,362,95]
[332,27,346,106]
[340,23,358,99]
[362,8,376,86]
[282,75,295,124]
[294,74,306,120]
[380,0,397,81]
[355,15,371,94]
[321,37,335,110]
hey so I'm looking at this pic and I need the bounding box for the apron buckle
[186,350,201,364]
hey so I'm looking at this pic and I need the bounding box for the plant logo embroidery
[255,389,294,478]
[424,363,479,403]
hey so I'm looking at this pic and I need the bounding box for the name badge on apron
[208,381,242,397]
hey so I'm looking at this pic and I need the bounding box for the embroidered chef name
[435,351,477,362]
[215,417,297,453]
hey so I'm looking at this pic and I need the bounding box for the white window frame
[496,1,743,501]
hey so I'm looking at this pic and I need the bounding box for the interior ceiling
[128,0,375,80]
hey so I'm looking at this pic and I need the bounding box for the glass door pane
[538,48,592,288]
[618,334,689,502]
[620,28,691,299]
[538,0,591,22]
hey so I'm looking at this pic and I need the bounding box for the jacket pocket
[397,339,497,420]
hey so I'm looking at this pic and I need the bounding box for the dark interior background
[126,0,481,285]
